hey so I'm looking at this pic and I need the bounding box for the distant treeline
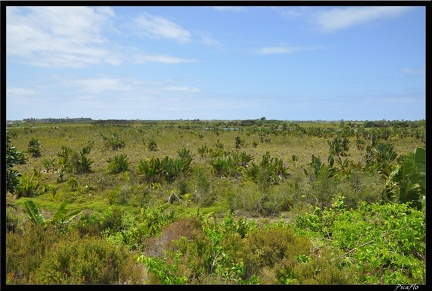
[362,120,425,128]
[8,117,425,129]
[20,117,93,124]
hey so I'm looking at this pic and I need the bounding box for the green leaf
[413,147,426,191]
[50,201,81,225]
[24,200,46,228]
[395,153,422,207]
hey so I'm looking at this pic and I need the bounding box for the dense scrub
[5,119,426,284]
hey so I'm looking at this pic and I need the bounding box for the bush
[33,234,142,284]
[146,139,158,151]
[6,134,23,194]
[103,133,126,151]
[243,227,311,276]
[6,223,146,285]
[294,198,426,284]
[137,156,192,184]
[57,143,93,174]
[28,138,42,157]
[14,169,42,198]
[107,154,129,174]
[6,225,63,284]
[66,177,79,192]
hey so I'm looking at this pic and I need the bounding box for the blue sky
[6,5,426,121]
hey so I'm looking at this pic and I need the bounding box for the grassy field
[5,119,426,284]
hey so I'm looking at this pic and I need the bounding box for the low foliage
[5,119,426,285]
[14,169,42,198]
[107,154,129,174]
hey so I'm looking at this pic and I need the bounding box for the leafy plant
[107,154,129,174]
[34,234,141,284]
[235,136,244,149]
[137,256,188,284]
[371,142,398,177]
[211,154,239,178]
[384,147,425,209]
[327,136,351,174]
[197,145,209,156]
[102,133,126,150]
[6,133,22,194]
[294,197,426,284]
[66,177,79,191]
[146,139,158,151]
[42,158,55,172]
[245,152,289,188]
[138,155,191,184]
[57,145,73,172]
[24,200,81,231]
[177,148,192,160]
[57,143,93,174]
[14,169,42,198]
[27,138,42,157]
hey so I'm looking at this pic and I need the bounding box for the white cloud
[164,86,200,93]
[256,45,325,55]
[195,31,223,48]
[212,6,247,12]
[68,78,129,94]
[134,12,191,43]
[402,67,425,75]
[6,87,46,107]
[271,6,309,18]
[133,54,197,64]
[60,77,200,97]
[312,6,413,33]
[6,6,120,68]
[7,87,38,96]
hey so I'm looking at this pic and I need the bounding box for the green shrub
[138,156,191,184]
[294,198,426,284]
[6,134,23,194]
[211,154,240,178]
[32,231,143,284]
[6,226,62,284]
[107,154,129,174]
[57,143,93,174]
[138,212,257,284]
[244,152,289,190]
[103,133,126,151]
[276,245,355,284]
[146,139,158,151]
[66,177,79,191]
[14,169,42,198]
[27,138,42,157]
[243,226,311,276]
[42,158,55,172]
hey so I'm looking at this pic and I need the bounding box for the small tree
[6,133,22,194]
[28,138,42,157]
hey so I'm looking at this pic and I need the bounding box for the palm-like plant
[14,169,42,198]
[24,200,81,232]
[107,154,129,174]
[384,147,426,209]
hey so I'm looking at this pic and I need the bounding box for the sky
[5,5,426,121]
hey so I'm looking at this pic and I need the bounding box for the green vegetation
[5,118,426,284]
